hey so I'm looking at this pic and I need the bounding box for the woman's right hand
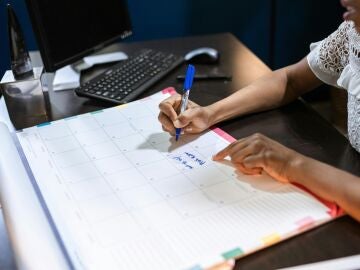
[158,92,215,135]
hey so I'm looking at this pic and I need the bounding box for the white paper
[13,91,334,270]
[0,123,69,270]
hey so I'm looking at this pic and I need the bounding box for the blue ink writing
[171,152,206,170]
[184,152,206,166]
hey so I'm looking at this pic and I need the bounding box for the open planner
[0,87,342,270]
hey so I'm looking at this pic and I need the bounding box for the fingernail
[174,120,180,128]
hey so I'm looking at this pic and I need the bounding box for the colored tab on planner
[37,122,51,127]
[222,247,244,260]
[262,233,281,246]
[211,127,236,143]
[161,86,176,95]
[90,109,103,114]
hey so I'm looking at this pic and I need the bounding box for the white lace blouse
[307,21,360,153]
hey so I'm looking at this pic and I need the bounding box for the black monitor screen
[25,0,132,72]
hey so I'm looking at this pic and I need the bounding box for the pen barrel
[179,90,189,114]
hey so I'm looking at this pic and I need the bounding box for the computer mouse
[184,47,219,64]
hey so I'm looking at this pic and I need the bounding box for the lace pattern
[315,21,351,76]
[348,93,360,152]
[309,21,360,153]
[348,23,360,74]
[345,23,360,152]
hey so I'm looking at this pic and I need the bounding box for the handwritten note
[169,151,206,170]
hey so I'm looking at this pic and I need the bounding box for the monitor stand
[71,60,92,74]
[52,51,128,91]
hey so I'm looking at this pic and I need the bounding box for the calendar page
[15,89,334,270]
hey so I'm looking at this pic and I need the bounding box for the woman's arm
[213,134,360,222]
[207,57,323,125]
[291,155,360,221]
[158,57,323,134]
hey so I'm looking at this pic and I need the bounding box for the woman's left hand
[213,133,303,183]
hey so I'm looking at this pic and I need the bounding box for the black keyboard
[75,49,184,104]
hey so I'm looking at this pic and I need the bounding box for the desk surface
[1,33,360,269]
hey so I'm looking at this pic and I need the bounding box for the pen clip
[183,64,195,90]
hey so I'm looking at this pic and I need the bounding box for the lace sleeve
[307,21,351,87]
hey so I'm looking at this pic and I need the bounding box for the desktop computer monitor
[25,0,132,72]
[24,0,183,104]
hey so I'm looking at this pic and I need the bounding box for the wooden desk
[1,33,360,269]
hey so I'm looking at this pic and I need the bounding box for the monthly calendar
[12,89,337,270]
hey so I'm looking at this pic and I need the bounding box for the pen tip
[175,135,179,141]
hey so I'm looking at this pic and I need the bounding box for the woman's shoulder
[317,21,352,73]
[306,21,352,87]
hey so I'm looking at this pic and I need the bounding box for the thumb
[237,155,262,175]
[174,108,199,128]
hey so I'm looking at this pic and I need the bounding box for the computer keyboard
[75,49,184,104]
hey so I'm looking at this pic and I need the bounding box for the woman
[158,0,360,231]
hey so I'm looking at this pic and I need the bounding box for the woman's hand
[158,92,215,135]
[213,133,303,183]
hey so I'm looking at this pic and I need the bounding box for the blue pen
[175,64,195,141]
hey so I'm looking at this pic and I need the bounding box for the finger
[213,139,249,161]
[161,124,175,135]
[158,112,175,133]
[242,154,265,175]
[173,108,200,128]
[233,160,262,175]
[212,142,236,161]
[242,154,264,169]
[230,144,257,164]
[187,99,200,108]
[159,96,181,121]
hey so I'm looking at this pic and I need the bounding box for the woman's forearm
[290,155,360,222]
[206,58,322,125]
[207,69,291,125]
